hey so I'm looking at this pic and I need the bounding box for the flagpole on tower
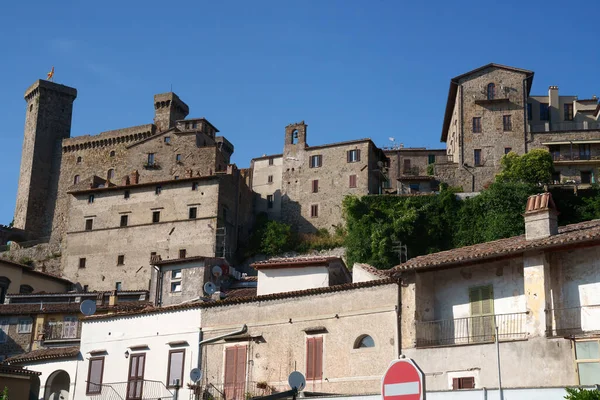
[47,66,55,82]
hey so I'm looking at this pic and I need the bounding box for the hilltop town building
[383,147,447,193]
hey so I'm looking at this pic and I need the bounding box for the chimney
[130,170,140,185]
[524,193,559,240]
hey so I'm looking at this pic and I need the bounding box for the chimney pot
[524,193,559,240]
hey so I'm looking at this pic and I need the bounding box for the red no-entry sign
[382,358,425,400]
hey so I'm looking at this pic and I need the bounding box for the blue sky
[0,0,598,224]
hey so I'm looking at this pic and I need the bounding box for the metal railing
[43,321,82,341]
[201,381,276,400]
[415,312,528,348]
[546,305,600,337]
[87,380,173,400]
[529,121,600,133]
[552,154,600,162]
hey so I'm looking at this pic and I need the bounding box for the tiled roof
[0,258,73,284]
[154,256,227,266]
[0,365,41,376]
[353,263,389,278]
[7,289,148,298]
[5,346,80,364]
[223,287,258,299]
[83,279,397,321]
[397,175,436,181]
[251,256,340,270]
[390,219,600,274]
[0,301,150,316]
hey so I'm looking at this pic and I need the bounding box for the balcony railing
[43,321,82,341]
[552,154,600,162]
[546,305,600,337]
[415,312,528,348]
[87,380,173,400]
[200,381,277,400]
[529,121,600,133]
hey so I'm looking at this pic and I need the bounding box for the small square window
[349,175,357,188]
[152,211,161,223]
[179,249,187,259]
[120,215,128,227]
[117,255,125,266]
[171,282,182,292]
[311,204,319,218]
[85,219,93,231]
[88,195,95,204]
[452,377,475,390]
[189,207,197,219]
[155,186,162,195]
[267,195,274,209]
[164,137,171,144]
[79,258,86,269]
[176,154,182,162]
[124,190,130,199]
[347,149,360,163]
[268,175,273,183]
[504,147,512,155]
[174,176,179,180]
[172,269,182,280]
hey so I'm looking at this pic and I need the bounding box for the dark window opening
[88,195,95,204]
[179,249,187,259]
[85,219,93,231]
[124,190,130,199]
[19,284,34,294]
[581,171,592,184]
[552,171,561,184]
[192,182,198,191]
[176,154,182,162]
[268,175,273,183]
[540,103,550,121]
[312,180,319,193]
[311,204,319,218]
[189,207,197,219]
[428,154,436,164]
[164,137,171,144]
[354,335,375,349]
[268,157,274,166]
[117,255,125,266]
[155,186,162,195]
[120,215,128,227]
[110,150,115,157]
[527,103,532,121]
[579,144,591,160]
[77,156,82,164]
[486,83,495,100]
[79,258,86,269]
[192,122,197,129]
[292,129,299,144]
[474,149,482,166]
[472,117,482,133]
[564,104,574,121]
[74,175,80,185]
[310,155,322,168]
[347,149,361,163]
[504,147,512,155]
[147,153,156,166]
[267,195,274,209]
[152,211,161,223]
[503,115,512,131]
[107,169,115,181]
[115,282,122,291]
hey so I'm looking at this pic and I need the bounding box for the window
[19,284,33,294]
[347,149,361,163]
[474,149,482,166]
[0,277,9,304]
[349,175,357,188]
[354,334,374,349]
[504,147,512,155]
[267,195,274,209]
[174,154,182,164]
[189,207,197,219]
[472,117,482,133]
[549,145,560,160]
[179,249,187,259]
[115,282,122,291]
[268,175,273,184]
[117,255,125,266]
[164,136,171,144]
[540,103,550,120]
[118,215,128,228]
[575,340,600,385]
[579,144,591,160]
[167,349,186,388]
[292,129,299,144]
[77,156,82,164]
[0,320,8,343]
[552,171,561,184]
[527,103,532,121]
[452,377,475,390]
[486,83,495,100]
[152,211,161,223]
[469,285,494,342]
[224,345,247,400]
[172,269,182,279]
[312,179,319,193]
[564,103,574,121]
[155,185,162,195]
[581,171,592,184]
[110,150,115,157]
[502,115,512,131]
[17,318,32,334]
[87,357,105,394]
[185,122,190,130]
[192,122,197,129]
[409,183,420,192]
[127,353,146,399]
[171,282,182,292]
[88,194,95,204]
[73,175,80,185]
[85,219,93,231]
[124,190,130,199]
[309,155,322,168]
[268,157,274,166]
[107,169,115,180]
[306,337,323,380]
[382,179,391,189]
[79,258,86,269]
[311,204,319,218]
[223,207,228,221]
[428,154,436,164]
[147,153,155,166]
[192,182,198,191]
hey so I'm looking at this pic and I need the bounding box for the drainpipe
[395,275,402,357]
[153,266,163,307]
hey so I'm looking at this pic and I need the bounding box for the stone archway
[44,370,70,400]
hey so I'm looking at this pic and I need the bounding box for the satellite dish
[204,282,217,295]
[288,371,306,391]
[80,300,97,316]
[190,368,202,383]
[212,266,222,278]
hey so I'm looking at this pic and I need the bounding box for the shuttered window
[306,336,323,380]
[224,345,247,400]
[87,357,105,394]
[452,376,475,390]
[347,149,361,163]
[167,349,185,388]
[469,285,494,342]
[312,180,319,193]
[349,175,357,188]
[127,353,146,400]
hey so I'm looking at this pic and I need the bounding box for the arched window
[354,334,375,349]
[292,129,299,144]
[76,156,82,164]
[110,150,115,157]
[19,284,34,294]
[107,169,115,180]
[73,175,80,185]
[487,83,495,100]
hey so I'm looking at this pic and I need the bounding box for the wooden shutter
[312,180,319,193]
[127,353,145,400]
[224,346,246,400]
[346,151,351,163]
[469,285,494,342]
[349,175,357,188]
[306,337,323,380]
[462,377,475,389]
[356,149,361,162]
[452,378,459,390]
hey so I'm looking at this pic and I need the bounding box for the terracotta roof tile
[251,256,340,269]
[0,365,41,376]
[0,302,150,316]
[223,287,258,299]
[390,219,600,274]
[353,263,389,278]
[525,192,557,213]
[5,346,80,364]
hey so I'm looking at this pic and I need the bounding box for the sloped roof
[0,301,150,316]
[251,256,341,270]
[0,365,41,376]
[0,258,73,285]
[5,346,80,364]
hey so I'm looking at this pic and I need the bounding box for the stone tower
[14,80,77,239]
[153,92,189,131]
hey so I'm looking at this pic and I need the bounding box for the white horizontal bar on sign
[384,382,419,396]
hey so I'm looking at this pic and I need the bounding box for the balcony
[529,121,600,133]
[143,162,160,170]
[551,153,600,164]
[415,312,528,348]
[43,321,81,342]
[199,381,276,400]
[546,305,600,337]
[87,380,173,399]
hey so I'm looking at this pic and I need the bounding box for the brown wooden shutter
[224,346,246,400]
[306,338,315,379]
[346,151,351,163]
[314,336,323,379]
[452,378,459,390]
[462,377,475,389]
[356,149,361,162]
[235,345,247,398]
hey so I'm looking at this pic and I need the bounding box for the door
[469,285,495,343]
[126,353,145,400]
[224,345,247,400]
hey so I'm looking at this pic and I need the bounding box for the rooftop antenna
[392,241,408,263]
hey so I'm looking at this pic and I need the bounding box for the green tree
[260,220,293,256]
[564,387,600,400]
[496,149,554,185]
[0,387,8,400]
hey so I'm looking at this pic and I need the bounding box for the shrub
[564,387,600,400]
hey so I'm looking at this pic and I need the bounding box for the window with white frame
[171,282,182,292]
[17,318,32,334]
[172,269,182,280]
[575,340,600,385]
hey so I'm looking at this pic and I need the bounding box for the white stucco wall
[257,266,329,295]
[20,357,80,400]
[73,307,201,399]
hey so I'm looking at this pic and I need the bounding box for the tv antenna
[392,241,408,263]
